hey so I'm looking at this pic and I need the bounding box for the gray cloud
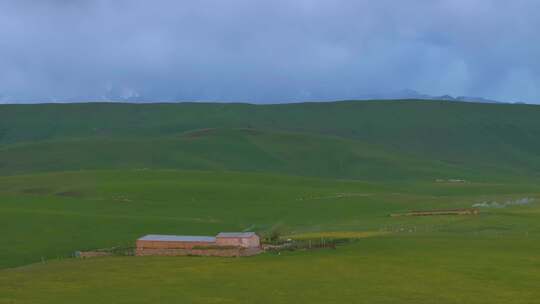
[0,0,539,103]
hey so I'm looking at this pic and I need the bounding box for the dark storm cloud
[0,0,539,103]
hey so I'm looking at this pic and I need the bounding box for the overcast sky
[0,0,539,103]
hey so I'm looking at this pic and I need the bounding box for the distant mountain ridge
[0,88,514,104]
[354,89,504,104]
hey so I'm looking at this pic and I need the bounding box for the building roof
[216,232,257,238]
[137,234,216,242]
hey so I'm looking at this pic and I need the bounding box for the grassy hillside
[0,128,509,181]
[1,100,540,180]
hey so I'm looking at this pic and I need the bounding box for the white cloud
[0,0,538,103]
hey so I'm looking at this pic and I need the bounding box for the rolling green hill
[1,100,540,180]
[0,128,498,181]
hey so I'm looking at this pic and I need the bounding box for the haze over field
[1,0,539,103]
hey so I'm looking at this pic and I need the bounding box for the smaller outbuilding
[216,232,260,248]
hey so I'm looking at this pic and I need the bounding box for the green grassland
[1,100,540,303]
[1,170,539,303]
[2,236,540,304]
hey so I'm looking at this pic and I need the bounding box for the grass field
[2,235,540,304]
[1,169,539,303]
[1,100,540,303]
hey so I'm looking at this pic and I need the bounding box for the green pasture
[0,169,538,304]
[1,234,539,304]
[1,169,538,269]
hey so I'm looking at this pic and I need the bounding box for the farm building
[136,235,217,250]
[216,232,260,248]
[136,232,261,257]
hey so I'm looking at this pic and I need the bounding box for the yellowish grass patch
[286,231,389,240]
